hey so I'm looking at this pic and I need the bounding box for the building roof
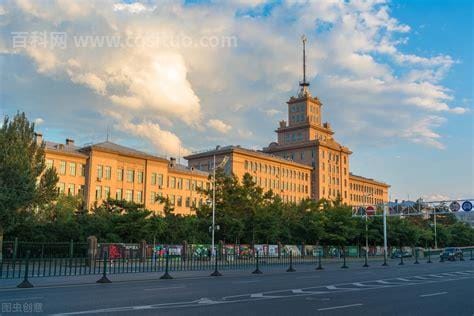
[45,141,88,158]
[185,145,313,170]
[169,163,209,177]
[349,173,390,187]
[80,141,169,163]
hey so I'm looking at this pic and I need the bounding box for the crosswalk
[222,270,474,302]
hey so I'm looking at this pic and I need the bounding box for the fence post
[87,236,97,268]
[427,248,432,263]
[252,250,262,274]
[96,252,111,283]
[0,226,3,264]
[17,250,33,288]
[316,248,323,270]
[13,237,18,260]
[286,251,295,272]
[160,249,173,279]
[363,248,369,268]
[414,248,419,264]
[139,240,147,263]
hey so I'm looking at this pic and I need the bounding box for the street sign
[366,206,375,216]
[358,206,366,215]
[449,201,461,212]
[461,201,472,212]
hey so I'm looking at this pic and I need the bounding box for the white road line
[352,282,384,287]
[143,286,185,291]
[0,296,44,302]
[292,289,328,294]
[317,303,363,311]
[413,276,429,280]
[427,274,443,278]
[420,291,447,297]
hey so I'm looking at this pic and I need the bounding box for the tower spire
[299,35,309,88]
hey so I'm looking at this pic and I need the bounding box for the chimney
[169,157,176,167]
[66,138,75,146]
[34,132,43,145]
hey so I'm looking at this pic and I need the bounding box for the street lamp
[363,193,373,267]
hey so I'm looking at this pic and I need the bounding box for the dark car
[440,247,463,261]
[391,250,412,259]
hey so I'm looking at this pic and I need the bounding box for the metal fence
[0,252,317,280]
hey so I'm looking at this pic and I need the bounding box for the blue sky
[0,0,472,201]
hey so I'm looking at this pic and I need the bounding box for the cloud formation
[0,0,468,157]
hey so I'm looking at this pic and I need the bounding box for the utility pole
[383,205,388,264]
[433,208,438,249]
[211,155,216,258]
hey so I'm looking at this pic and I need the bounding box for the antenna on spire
[299,35,310,88]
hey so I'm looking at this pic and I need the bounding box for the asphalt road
[1,258,473,316]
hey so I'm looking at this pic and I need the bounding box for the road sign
[358,206,366,215]
[449,201,461,212]
[366,206,375,216]
[461,201,472,212]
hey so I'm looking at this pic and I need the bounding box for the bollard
[363,249,369,268]
[316,250,323,270]
[427,248,432,263]
[96,252,111,283]
[414,249,419,264]
[210,255,222,277]
[17,250,33,288]
[160,249,173,279]
[340,248,348,269]
[439,251,444,263]
[382,249,388,266]
[399,251,404,265]
[470,249,473,261]
[252,251,262,274]
[286,251,295,272]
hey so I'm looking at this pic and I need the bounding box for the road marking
[0,296,43,302]
[396,278,412,282]
[352,282,384,287]
[413,276,429,280]
[376,280,391,284]
[427,274,443,278]
[317,303,363,311]
[232,280,260,284]
[296,275,320,279]
[143,286,185,291]
[292,289,328,294]
[420,292,447,297]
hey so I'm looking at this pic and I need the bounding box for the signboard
[366,206,375,216]
[449,201,461,212]
[268,245,279,257]
[462,201,472,212]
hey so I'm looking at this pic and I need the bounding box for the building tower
[263,36,352,203]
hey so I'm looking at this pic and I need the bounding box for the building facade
[185,146,313,203]
[40,134,209,215]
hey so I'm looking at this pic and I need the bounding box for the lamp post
[363,193,373,267]
[211,155,216,258]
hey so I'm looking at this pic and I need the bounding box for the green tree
[0,112,58,236]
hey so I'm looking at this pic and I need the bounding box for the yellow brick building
[185,146,313,203]
[39,134,209,215]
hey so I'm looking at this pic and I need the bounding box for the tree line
[1,112,473,249]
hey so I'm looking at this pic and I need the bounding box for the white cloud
[1,0,467,153]
[207,119,232,134]
[113,3,155,14]
[263,109,282,117]
[121,120,190,158]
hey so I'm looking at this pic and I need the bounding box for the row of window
[321,188,348,200]
[351,194,383,205]
[350,183,384,196]
[252,176,309,194]
[244,161,309,181]
[57,182,85,195]
[47,159,85,177]
[151,194,204,208]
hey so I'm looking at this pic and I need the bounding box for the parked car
[439,247,463,261]
[391,250,412,259]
